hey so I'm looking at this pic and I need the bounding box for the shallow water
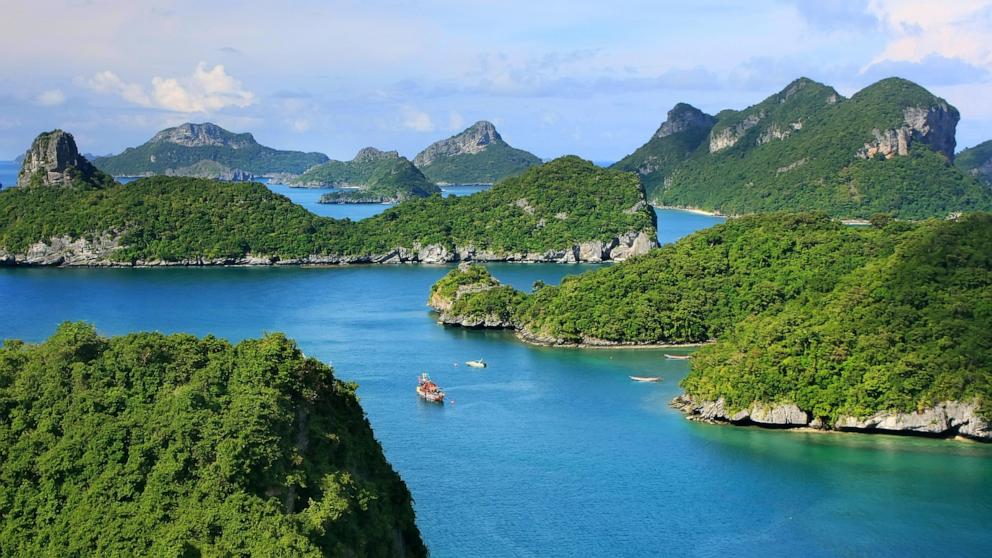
[0,208,988,557]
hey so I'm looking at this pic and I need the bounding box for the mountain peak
[352,147,400,163]
[413,121,505,168]
[150,122,257,149]
[16,130,109,188]
[655,103,716,139]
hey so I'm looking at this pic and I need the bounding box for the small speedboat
[664,354,691,360]
[629,376,662,383]
[465,359,487,368]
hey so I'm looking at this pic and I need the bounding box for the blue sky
[2,0,990,161]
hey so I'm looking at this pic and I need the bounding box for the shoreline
[514,330,709,350]
[653,205,727,218]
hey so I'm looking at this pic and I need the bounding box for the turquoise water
[0,166,987,555]
[0,209,989,557]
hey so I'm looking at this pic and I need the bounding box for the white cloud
[866,0,992,71]
[35,89,66,106]
[288,118,312,133]
[83,63,256,113]
[402,106,434,132]
[448,111,465,131]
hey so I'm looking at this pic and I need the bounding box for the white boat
[664,354,691,360]
[629,376,662,383]
[416,373,445,403]
[465,359,487,368]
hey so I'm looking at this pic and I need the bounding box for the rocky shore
[0,230,655,267]
[671,394,992,441]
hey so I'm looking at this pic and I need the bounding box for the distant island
[0,322,426,556]
[288,147,441,203]
[0,131,657,266]
[92,122,329,179]
[413,121,541,184]
[957,139,992,184]
[613,77,992,219]
[428,212,992,440]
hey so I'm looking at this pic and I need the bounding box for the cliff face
[414,121,501,167]
[353,146,400,163]
[655,103,717,139]
[16,130,108,188]
[857,104,959,160]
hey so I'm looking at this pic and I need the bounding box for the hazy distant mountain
[957,140,992,184]
[413,121,540,184]
[92,122,328,178]
[614,77,991,219]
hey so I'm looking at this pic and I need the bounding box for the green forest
[0,323,426,557]
[0,156,655,262]
[430,212,992,420]
[417,141,541,184]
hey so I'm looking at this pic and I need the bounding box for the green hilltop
[93,122,329,178]
[614,77,992,219]
[414,121,541,184]
[289,147,441,203]
[0,323,426,556]
[956,139,992,184]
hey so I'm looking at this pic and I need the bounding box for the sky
[1,0,990,161]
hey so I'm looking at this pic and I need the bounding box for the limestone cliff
[413,121,541,184]
[414,121,502,167]
[857,103,959,160]
[16,130,110,188]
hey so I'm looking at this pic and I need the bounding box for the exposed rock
[776,158,808,174]
[673,394,991,441]
[709,112,764,153]
[654,103,717,139]
[16,130,104,188]
[857,104,958,160]
[605,231,655,261]
[757,121,803,145]
[414,121,501,167]
[514,198,536,214]
[352,147,400,163]
[150,122,255,149]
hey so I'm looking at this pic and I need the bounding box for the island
[288,147,441,203]
[413,121,541,184]
[613,77,992,219]
[428,212,992,440]
[0,131,657,266]
[92,122,329,179]
[956,139,992,184]
[0,322,427,556]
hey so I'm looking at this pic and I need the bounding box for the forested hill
[93,122,329,177]
[0,323,427,556]
[428,212,992,437]
[613,77,992,219]
[289,147,441,203]
[0,136,657,265]
[413,121,541,184]
[957,139,992,184]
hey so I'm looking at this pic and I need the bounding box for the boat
[416,373,445,403]
[664,354,691,360]
[465,359,486,368]
[629,376,662,383]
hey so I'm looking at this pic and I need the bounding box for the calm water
[0,160,17,188]
[0,172,988,556]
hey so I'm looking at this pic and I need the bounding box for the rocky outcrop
[857,104,959,160]
[673,394,991,441]
[414,121,501,167]
[0,230,656,268]
[150,122,256,149]
[709,112,764,153]
[16,130,105,188]
[654,104,716,139]
[353,147,399,163]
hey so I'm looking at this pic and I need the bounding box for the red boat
[417,373,445,403]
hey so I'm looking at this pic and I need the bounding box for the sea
[1,163,989,557]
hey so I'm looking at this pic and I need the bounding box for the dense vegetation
[93,123,328,176]
[614,77,992,219]
[683,213,992,420]
[0,323,426,556]
[417,141,541,184]
[430,213,992,419]
[0,156,655,262]
[290,155,440,203]
[956,139,992,183]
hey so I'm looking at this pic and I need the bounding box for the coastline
[653,205,727,218]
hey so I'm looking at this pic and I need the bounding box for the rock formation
[672,394,991,441]
[16,130,106,188]
[414,121,501,167]
[150,122,256,149]
[654,103,716,139]
[857,104,959,160]
[353,146,400,163]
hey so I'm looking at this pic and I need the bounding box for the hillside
[289,147,441,203]
[957,140,992,184]
[413,121,541,184]
[92,122,328,178]
[0,132,657,265]
[0,323,426,556]
[614,77,992,219]
[428,213,992,438]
